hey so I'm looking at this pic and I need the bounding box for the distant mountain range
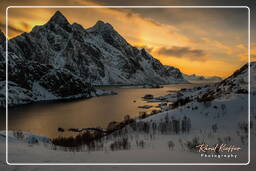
[0,11,190,107]
[182,74,222,83]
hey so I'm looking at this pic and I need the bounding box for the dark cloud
[157,46,206,61]
[88,0,253,41]
[124,11,163,27]
[126,12,133,18]
[87,0,255,8]
[144,17,162,27]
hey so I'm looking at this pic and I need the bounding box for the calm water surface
[0,84,201,138]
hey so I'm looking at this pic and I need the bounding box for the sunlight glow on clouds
[0,0,252,77]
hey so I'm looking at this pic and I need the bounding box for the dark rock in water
[68,128,81,132]
[58,127,65,132]
[143,84,163,88]
[143,94,154,99]
[151,110,161,115]
[138,105,152,109]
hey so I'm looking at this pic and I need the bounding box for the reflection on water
[0,84,201,138]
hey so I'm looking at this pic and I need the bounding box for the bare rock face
[0,30,6,62]
[38,68,94,97]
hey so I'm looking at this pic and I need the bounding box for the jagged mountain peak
[5,13,188,85]
[88,20,114,32]
[182,73,222,83]
[140,48,151,57]
[140,48,147,53]
[47,11,70,26]
[72,22,85,30]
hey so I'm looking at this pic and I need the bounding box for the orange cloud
[201,37,233,55]
[251,43,256,62]
[0,4,250,78]
[156,46,207,62]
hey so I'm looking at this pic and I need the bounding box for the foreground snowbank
[0,93,254,164]
[0,131,51,144]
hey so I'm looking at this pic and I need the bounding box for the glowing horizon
[1,6,254,78]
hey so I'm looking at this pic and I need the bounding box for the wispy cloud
[157,46,206,61]
[0,23,25,35]
[0,0,252,77]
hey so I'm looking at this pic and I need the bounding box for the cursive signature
[196,144,241,153]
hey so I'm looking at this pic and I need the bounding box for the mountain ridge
[6,11,187,85]
[182,73,222,83]
[0,11,189,107]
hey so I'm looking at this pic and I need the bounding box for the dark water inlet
[0,84,201,138]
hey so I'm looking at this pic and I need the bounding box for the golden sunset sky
[0,0,255,78]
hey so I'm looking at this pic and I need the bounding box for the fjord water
[1,84,200,138]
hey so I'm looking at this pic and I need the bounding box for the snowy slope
[197,62,254,102]
[0,32,115,107]
[0,81,254,165]
[154,62,255,105]
[141,61,255,130]
[0,62,254,166]
[0,55,115,107]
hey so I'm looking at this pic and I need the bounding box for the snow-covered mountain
[7,11,186,85]
[0,54,108,107]
[182,73,222,83]
[197,62,255,101]
[176,62,254,103]
[0,11,189,107]
[147,62,254,106]
[0,32,112,107]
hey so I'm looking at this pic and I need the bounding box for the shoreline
[0,88,117,109]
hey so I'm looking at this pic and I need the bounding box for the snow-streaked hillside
[0,81,254,165]
[154,62,254,105]
[5,11,187,85]
[0,11,188,107]
[0,62,254,167]
[0,54,115,107]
